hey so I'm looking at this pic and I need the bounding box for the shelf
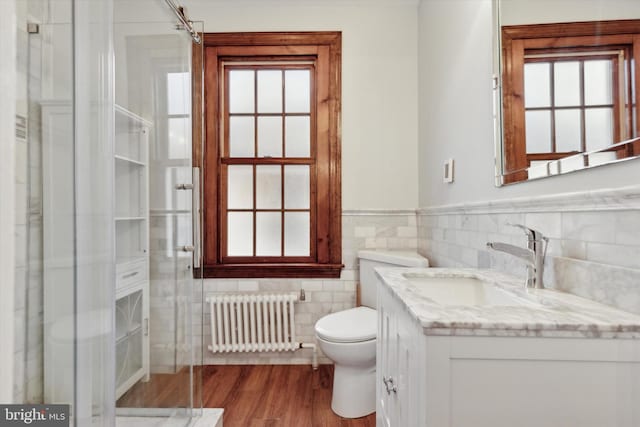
[115,216,146,221]
[115,154,146,167]
[115,104,150,162]
[115,104,153,128]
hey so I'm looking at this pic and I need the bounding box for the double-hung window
[199,32,342,278]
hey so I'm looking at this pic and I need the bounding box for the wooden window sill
[198,263,344,279]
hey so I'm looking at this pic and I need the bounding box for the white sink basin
[403,274,530,307]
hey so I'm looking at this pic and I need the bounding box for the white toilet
[315,250,429,418]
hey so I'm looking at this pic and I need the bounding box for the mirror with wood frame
[494,0,640,185]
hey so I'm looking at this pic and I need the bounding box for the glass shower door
[113,8,203,422]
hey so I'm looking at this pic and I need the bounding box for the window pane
[285,116,310,157]
[585,107,613,151]
[554,61,580,107]
[284,212,310,256]
[584,60,613,106]
[256,212,281,256]
[167,72,190,115]
[588,150,617,167]
[555,109,581,152]
[525,110,552,153]
[257,116,282,157]
[228,212,253,256]
[256,165,281,209]
[168,117,190,159]
[228,165,253,209]
[284,165,309,209]
[559,154,584,174]
[257,70,282,113]
[524,63,551,108]
[229,116,255,157]
[285,70,311,113]
[528,160,551,179]
[229,70,254,114]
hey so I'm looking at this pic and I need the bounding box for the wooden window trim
[501,20,640,183]
[194,32,342,279]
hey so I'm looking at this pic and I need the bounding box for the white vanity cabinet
[114,105,151,399]
[377,278,640,427]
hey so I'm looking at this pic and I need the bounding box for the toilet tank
[357,250,429,308]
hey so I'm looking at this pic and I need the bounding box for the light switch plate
[443,158,454,183]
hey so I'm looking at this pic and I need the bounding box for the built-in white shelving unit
[114,104,151,399]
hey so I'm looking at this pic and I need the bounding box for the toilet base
[331,363,376,418]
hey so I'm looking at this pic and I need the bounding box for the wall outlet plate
[443,158,454,183]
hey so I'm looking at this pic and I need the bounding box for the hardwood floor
[118,365,376,427]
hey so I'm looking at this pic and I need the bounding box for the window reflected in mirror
[498,18,640,183]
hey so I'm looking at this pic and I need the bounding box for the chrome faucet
[486,223,548,289]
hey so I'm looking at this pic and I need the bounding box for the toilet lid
[315,306,377,343]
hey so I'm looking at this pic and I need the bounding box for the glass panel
[229,70,255,113]
[228,165,254,209]
[116,339,130,390]
[285,116,311,157]
[256,165,282,209]
[256,212,282,256]
[559,154,585,174]
[525,110,552,153]
[285,212,310,256]
[284,165,310,209]
[524,62,551,108]
[115,298,128,342]
[167,72,190,115]
[554,61,580,107]
[584,60,613,106]
[169,117,190,159]
[285,69,311,113]
[257,116,283,157]
[588,151,617,166]
[585,108,613,151]
[229,116,255,157]
[114,12,203,422]
[228,212,254,256]
[257,70,282,113]
[528,160,551,179]
[555,109,581,152]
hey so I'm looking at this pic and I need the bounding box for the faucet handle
[506,223,545,240]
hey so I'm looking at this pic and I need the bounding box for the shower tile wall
[417,188,640,315]
[148,211,417,370]
[14,0,45,403]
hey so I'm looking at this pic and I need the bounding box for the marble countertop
[375,267,640,339]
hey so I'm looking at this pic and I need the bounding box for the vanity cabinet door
[377,289,397,427]
[394,301,419,427]
[378,284,423,427]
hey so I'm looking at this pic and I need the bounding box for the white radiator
[207,293,299,353]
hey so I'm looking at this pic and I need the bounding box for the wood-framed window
[501,20,640,181]
[196,32,342,278]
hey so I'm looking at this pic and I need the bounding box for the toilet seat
[315,306,377,343]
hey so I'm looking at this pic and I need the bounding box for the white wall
[417,0,640,208]
[0,0,16,403]
[183,0,420,210]
[501,0,640,25]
